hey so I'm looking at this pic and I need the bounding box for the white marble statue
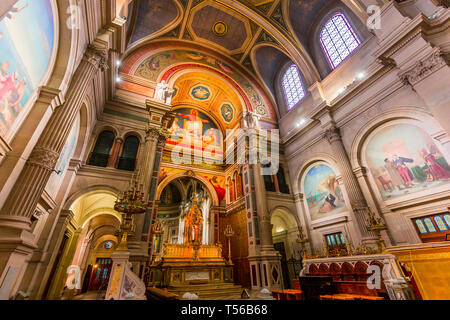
[155,80,174,105]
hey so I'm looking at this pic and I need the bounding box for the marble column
[324,126,378,244]
[0,43,108,296]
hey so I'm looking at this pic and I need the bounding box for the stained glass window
[424,218,437,232]
[444,215,450,228]
[282,65,305,110]
[415,220,427,234]
[320,13,361,69]
[434,216,448,231]
[339,233,346,244]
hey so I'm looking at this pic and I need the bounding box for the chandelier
[114,174,146,251]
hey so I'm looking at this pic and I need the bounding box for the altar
[147,199,242,298]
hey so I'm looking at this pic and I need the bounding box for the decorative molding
[27,147,59,171]
[400,48,448,86]
[84,44,109,72]
[324,126,341,144]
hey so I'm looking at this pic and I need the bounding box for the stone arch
[63,186,120,212]
[155,172,220,206]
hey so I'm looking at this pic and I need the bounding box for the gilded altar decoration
[183,198,204,244]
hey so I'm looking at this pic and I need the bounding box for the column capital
[83,43,109,72]
[27,146,59,171]
[324,126,342,144]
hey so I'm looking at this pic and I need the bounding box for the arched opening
[88,130,116,167]
[45,191,121,299]
[271,208,300,289]
[117,135,140,171]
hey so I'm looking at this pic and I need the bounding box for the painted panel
[304,164,347,221]
[366,124,450,201]
[0,0,54,137]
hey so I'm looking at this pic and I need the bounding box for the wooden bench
[272,289,303,300]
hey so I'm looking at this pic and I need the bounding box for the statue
[243,111,261,129]
[155,80,174,105]
[183,198,203,244]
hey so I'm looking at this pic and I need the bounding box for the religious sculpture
[155,80,174,105]
[183,198,203,244]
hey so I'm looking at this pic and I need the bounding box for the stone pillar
[324,126,378,244]
[0,43,108,297]
[107,137,123,168]
[127,100,174,274]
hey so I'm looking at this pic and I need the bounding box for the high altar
[148,199,241,298]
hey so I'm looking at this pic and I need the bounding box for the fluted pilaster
[324,126,376,240]
[0,44,108,225]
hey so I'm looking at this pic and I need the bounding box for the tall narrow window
[88,130,115,167]
[117,135,140,171]
[282,65,305,110]
[320,13,361,69]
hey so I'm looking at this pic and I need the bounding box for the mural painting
[131,49,272,118]
[0,0,54,137]
[167,107,223,158]
[366,124,450,200]
[158,166,226,203]
[304,164,347,221]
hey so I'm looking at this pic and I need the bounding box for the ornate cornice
[400,48,448,86]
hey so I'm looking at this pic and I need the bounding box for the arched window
[434,216,448,231]
[88,130,115,167]
[320,13,361,69]
[117,135,140,171]
[424,218,437,232]
[444,214,450,228]
[276,166,290,194]
[282,65,306,110]
[415,220,427,234]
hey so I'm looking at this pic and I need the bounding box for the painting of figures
[0,0,54,137]
[167,107,223,159]
[304,164,347,221]
[366,124,450,200]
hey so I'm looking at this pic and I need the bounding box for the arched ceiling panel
[119,41,277,121]
[130,0,180,44]
[253,45,291,95]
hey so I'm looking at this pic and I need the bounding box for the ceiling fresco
[119,42,277,121]
[129,0,180,44]
[187,1,253,54]
[171,72,243,130]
